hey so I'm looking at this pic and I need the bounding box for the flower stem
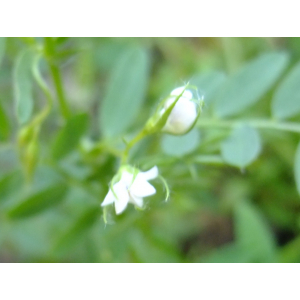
[44,37,70,119]
[121,130,147,165]
[49,63,70,119]
[197,118,300,134]
[190,155,225,165]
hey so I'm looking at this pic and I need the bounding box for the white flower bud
[162,86,198,135]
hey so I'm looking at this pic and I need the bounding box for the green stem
[49,63,70,118]
[30,55,54,129]
[44,37,70,119]
[32,55,53,108]
[197,119,300,134]
[121,130,147,165]
[190,155,225,165]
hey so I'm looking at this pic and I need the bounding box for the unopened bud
[161,86,200,135]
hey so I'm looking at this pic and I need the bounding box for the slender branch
[30,55,54,128]
[49,63,70,118]
[197,119,300,134]
[121,130,146,165]
[191,155,225,165]
[32,55,53,108]
[44,37,70,119]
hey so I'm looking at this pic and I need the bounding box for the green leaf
[221,124,261,169]
[52,113,89,160]
[100,47,150,137]
[54,206,100,253]
[235,201,277,262]
[161,128,200,157]
[0,102,9,140]
[7,183,68,219]
[294,141,300,196]
[190,71,226,104]
[0,171,23,204]
[0,37,6,67]
[14,50,34,124]
[214,52,289,117]
[272,61,300,119]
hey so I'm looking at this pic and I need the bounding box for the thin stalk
[191,155,225,165]
[49,63,70,118]
[121,130,146,165]
[44,37,70,119]
[30,54,54,128]
[197,119,300,134]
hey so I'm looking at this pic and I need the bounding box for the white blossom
[101,166,158,215]
[162,86,198,135]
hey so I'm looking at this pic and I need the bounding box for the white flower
[162,86,198,135]
[101,166,159,215]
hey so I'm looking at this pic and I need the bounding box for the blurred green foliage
[1,37,300,263]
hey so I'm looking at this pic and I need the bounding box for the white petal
[131,178,156,197]
[115,197,129,215]
[114,181,130,202]
[162,98,197,134]
[129,195,144,208]
[113,181,130,214]
[170,87,193,100]
[101,189,116,207]
[164,96,176,110]
[120,171,134,186]
[138,166,158,181]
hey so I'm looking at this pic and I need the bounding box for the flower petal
[131,178,156,197]
[101,189,116,207]
[170,87,193,100]
[120,171,134,186]
[162,98,197,134]
[114,181,129,201]
[115,197,129,214]
[113,181,130,214]
[129,195,144,208]
[138,166,158,181]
